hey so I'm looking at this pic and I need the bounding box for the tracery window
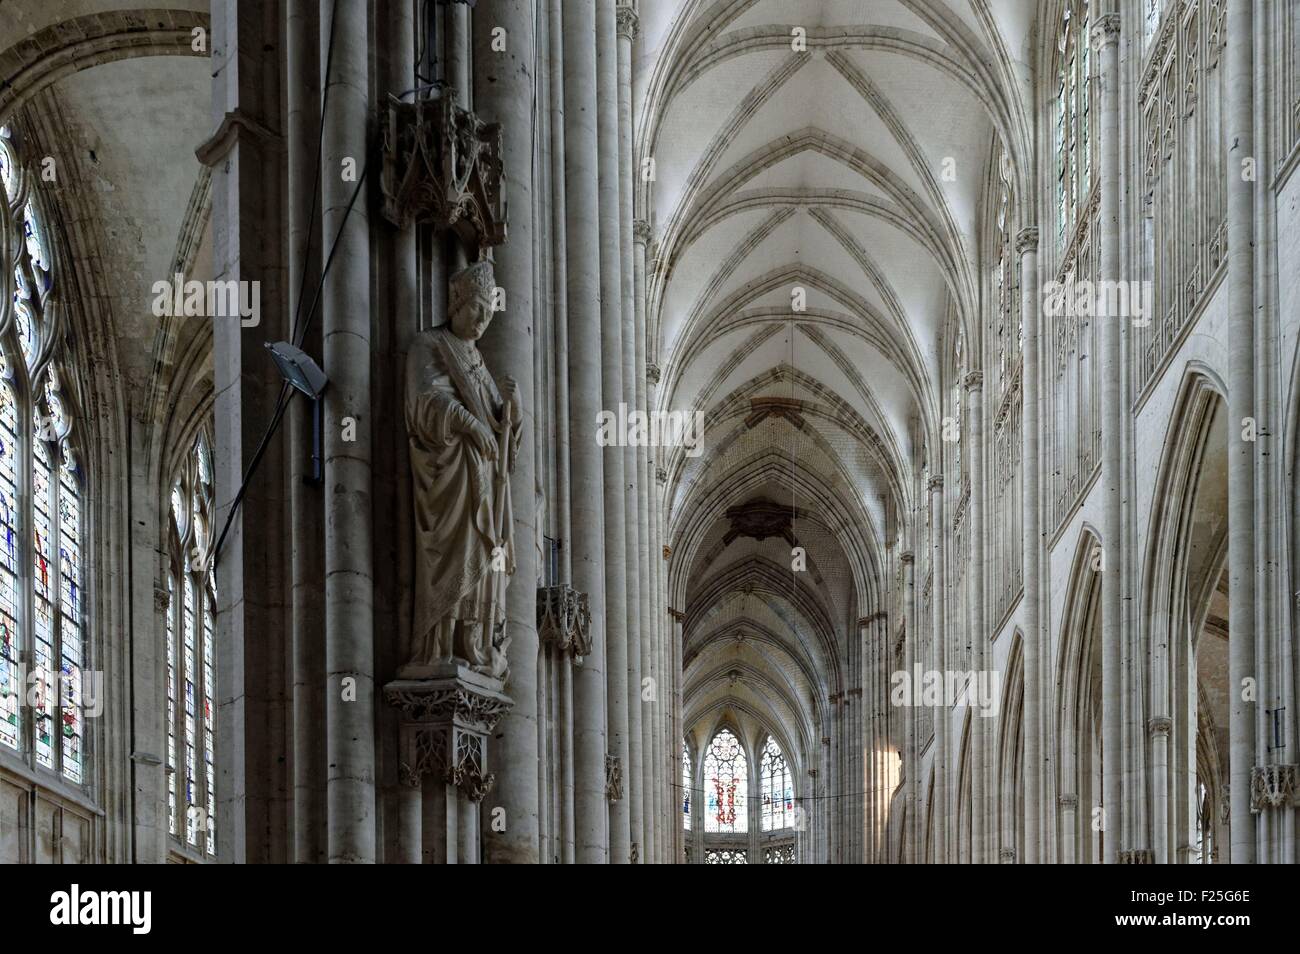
[1055,0,1094,249]
[764,844,794,864]
[985,140,1023,622]
[1135,0,1227,391]
[705,848,746,864]
[682,739,692,831]
[166,432,217,857]
[759,735,793,831]
[0,126,88,787]
[1047,1,1102,534]
[1194,779,1212,863]
[1143,0,1163,49]
[703,727,747,834]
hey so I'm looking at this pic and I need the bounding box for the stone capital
[646,362,661,385]
[1058,793,1078,810]
[899,550,915,565]
[1014,226,1039,255]
[154,585,171,612]
[1118,849,1154,864]
[1147,715,1173,738]
[656,466,668,485]
[962,370,984,392]
[1089,13,1121,51]
[633,218,652,244]
[616,5,639,40]
[999,847,1016,863]
[927,474,944,493]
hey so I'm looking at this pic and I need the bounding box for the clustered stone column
[220,0,664,866]
[1092,11,1124,867]
[928,474,948,862]
[900,550,917,863]
[963,370,987,864]
[384,672,512,863]
[595,0,632,863]
[473,0,541,867]
[1015,225,1042,865]
[561,0,611,865]
[1225,0,1258,865]
[319,0,377,865]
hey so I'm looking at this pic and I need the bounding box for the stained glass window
[166,576,177,836]
[167,432,217,857]
[760,735,794,831]
[682,740,692,831]
[703,728,747,834]
[0,382,20,752]
[33,416,56,770]
[0,128,90,789]
[705,848,747,864]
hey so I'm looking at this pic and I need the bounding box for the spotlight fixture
[265,341,328,400]
[265,341,328,484]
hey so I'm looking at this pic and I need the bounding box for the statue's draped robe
[405,326,520,677]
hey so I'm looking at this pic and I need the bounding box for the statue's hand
[467,419,498,461]
[501,375,521,418]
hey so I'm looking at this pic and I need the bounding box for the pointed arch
[996,629,1025,863]
[1054,528,1104,864]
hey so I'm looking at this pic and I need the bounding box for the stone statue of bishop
[405,260,520,682]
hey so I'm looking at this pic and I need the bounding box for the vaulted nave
[0,0,1297,865]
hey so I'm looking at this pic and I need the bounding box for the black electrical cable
[211,0,370,569]
[212,156,371,569]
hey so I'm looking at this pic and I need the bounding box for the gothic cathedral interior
[0,0,1298,876]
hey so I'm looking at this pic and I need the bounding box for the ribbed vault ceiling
[637,0,1034,769]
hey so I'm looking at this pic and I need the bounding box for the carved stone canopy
[605,754,624,801]
[1250,764,1298,811]
[537,584,592,658]
[380,92,507,251]
[723,497,799,548]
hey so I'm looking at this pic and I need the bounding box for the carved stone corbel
[1118,849,1154,864]
[1250,764,1298,812]
[380,92,507,252]
[605,754,623,801]
[383,665,512,802]
[537,584,592,657]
